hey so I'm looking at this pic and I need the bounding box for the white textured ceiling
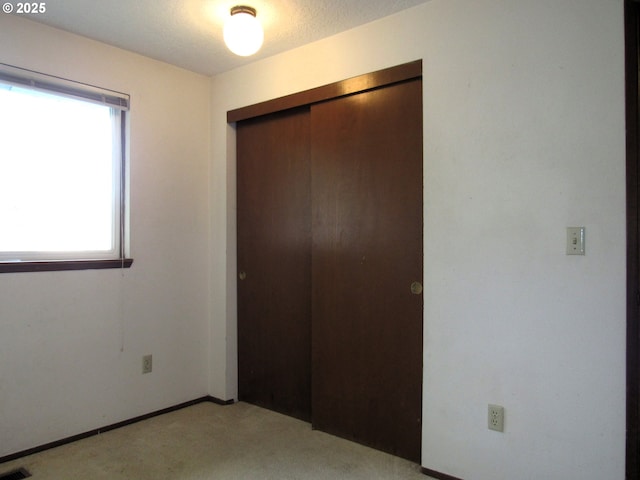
[18,0,430,76]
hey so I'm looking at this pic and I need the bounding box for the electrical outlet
[488,404,504,432]
[142,354,152,374]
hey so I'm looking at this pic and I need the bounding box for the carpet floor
[0,401,431,479]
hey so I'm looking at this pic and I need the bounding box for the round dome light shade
[224,6,264,57]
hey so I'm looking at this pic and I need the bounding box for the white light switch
[566,227,585,255]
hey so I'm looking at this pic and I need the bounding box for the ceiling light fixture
[223,5,264,57]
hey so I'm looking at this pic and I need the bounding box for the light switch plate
[567,227,585,255]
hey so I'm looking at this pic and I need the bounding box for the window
[0,64,132,272]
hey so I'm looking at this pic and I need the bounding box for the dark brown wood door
[310,79,423,462]
[237,107,312,421]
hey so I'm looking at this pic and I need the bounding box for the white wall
[209,1,626,478]
[0,16,211,457]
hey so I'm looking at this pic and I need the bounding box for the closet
[233,61,423,462]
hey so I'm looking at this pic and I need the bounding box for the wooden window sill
[0,259,133,273]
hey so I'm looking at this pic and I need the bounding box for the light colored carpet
[0,402,431,479]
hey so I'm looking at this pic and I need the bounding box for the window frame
[0,64,133,273]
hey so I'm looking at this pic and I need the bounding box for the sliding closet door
[237,107,311,421]
[311,79,423,462]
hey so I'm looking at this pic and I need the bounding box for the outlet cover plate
[142,354,152,374]
[488,404,504,432]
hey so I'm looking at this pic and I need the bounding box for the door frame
[227,61,422,123]
[229,59,424,461]
[626,1,640,478]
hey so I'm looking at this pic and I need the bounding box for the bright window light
[0,80,126,262]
